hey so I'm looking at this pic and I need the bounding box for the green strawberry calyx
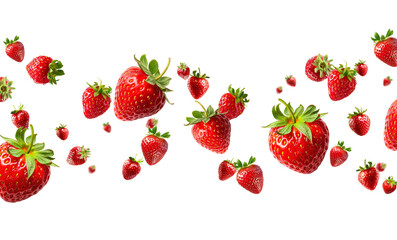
[334,63,357,82]
[356,159,374,172]
[89,165,96,171]
[48,60,65,85]
[178,62,188,70]
[228,85,249,106]
[11,104,24,114]
[56,124,67,130]
[233,156,256,171]
[355,60,366,66]
[385,76,393,82]
[185,101,221,126]
[147,126,170,139]
[336,141,351,152]
[0,125,58,179]
[347,107,367,119]
[103,122,110,127]
[371,29,394,45]
[285,75,293,80]
[386,176,397,187]
[128,155,144,164]
[0,77,15,101]
[191,68,209,79]
[78,146,91,161]
[87,80,112,100]
[3,36,19,46]
[263,99,327,142]
[313,54,333,78]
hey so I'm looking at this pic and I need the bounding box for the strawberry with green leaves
[235,157,263,194]
[4,36,24,62]
[146,118,158,129]
[357,160,379,190]
[376,162,386,172]
[276,86,283,94]
[187,68,209,99]
[11,105,29,129]
[383,176,397,194]
[218,85,249,120]
[0,77,14,102]
[103,122,111,133]
[177,63,190,80]
[384,76,392,86]
[122,156,143,180]
[141,126,170,166]
[372,29,397,67]
[67,146,90,165]
[26,56,64,85]
[83,81,112,119]
[305,54,333,82]
[218,160,236,181]
[285,75,296,87]
[348,107,370,136]
[327,64,357,101]
[355,60,368,76]
[55,124,69,140]
[330,141,351,167]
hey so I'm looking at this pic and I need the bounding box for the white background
[0,0,396,239]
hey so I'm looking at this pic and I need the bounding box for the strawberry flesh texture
[218,161,236,181]
[141,135,168,166]
[349,114,370,136]
[26,56,53,84]
[218,93,245,120]
[384,100,397,150]
[67,146,87,165]
[56,128,69,140]
[188,76,209,99]
[328,69,357,101]
[305,55,328,82]
[122,159,141,180]
[5,41,24,62]
[383,180,396,194]
[358,167,379,190]
[330,146,348,167]
[82,87,111,119]
[236,164,263,194]
[355,64,368,76]
[11,110,30,129]
[375,37,397,67]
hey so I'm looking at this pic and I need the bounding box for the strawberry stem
[154,58,171,81]
[26,125,34,153]
[195,101,208,117]
[278,98,295,123]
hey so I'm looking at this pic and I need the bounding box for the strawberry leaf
[149,60,159,76]
[294,122,312,142]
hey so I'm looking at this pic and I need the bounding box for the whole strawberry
[355,60,368,76]
[187,68,209,99]
[0,125,57,202]
[376,162,386,172]
[55,124,69,140]
[11,105,29,129]
[235,157,263,194]
[141,126,170,166]
[384,99,397,150]
[26,56,64,84]
[88,165,96,174]
[276,86,283,94]
[328,64,357,101]
[146,118,158,129]
[357,160,379,191]
[218,85,249,120]
[285,75,296,87]
[330,141,351,167]
[177,63,190,80]
[305,54,333,82]
[383,176,397,194]
[348,107,370,136]
[218,160,236,181]
[67,146,90,165]
[0,77,14,102]
[83,81,112,119]
[372,29,397,67]
[384,76,392,86]
[186,102,231,154]
[114,54,172,121]
[264,99,329,174]
[122,156,143,180]
[103,122,111,133]
[4,36,24,62]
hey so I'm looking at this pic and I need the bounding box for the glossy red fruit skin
[11,110,29,129]
[6,41,24,62]
[67,146,86,165]
[327,69,357,101]
[192,115,231,154]
[330,146,348,167]
[358,167,379,190]
[82,87,111,119]
[383,180,396,194]
[236,164,263,194]
[268,119,329,174]
[146,118,157,129]
[103,124,111,133]
[349,114,370,136]
[141,135,168,166]
[218,161,236,181]
[276,87,282,94]
[305,55,328,82]
[26,56,53,84]
[384,77,392,86]
[218,93,245,120]
[355,64,368,76]
[177,67,190,80]
[114,67,165,121]
[0,142,51,202]
[56,128,69,140]
[0,77,11,102]
[384,100,397,150]
[88,165,96,174]
[286,76,296,87]
[375,37,397,67]
[188,76,209,99]
[122,159,141,180]
[376,163,386,172]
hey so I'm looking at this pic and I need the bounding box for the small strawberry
[376,162,386,172]
[285,75,296,87]
[177,63,190,80]
[218,85,249,120]
[186,102,231,154]
[276,86,283,94]
[372,29,397,67]
[384,76,392,86]
[55,124,69,140]
[141,126,170,166]
[26,56,64,85]
[83,81,112,119]
[355,60,368,76]
[357,160,379,191]
[328,64,357,101]
[348,107,370,136]
[384,99,397,150]
[103,122,111,133]
[88,165,96,174]
[4,36,24,62]
[146,118,158,129]
[330,141,351,167]
[122,156,143,180]
[0,76,14,102]
[383,176,397,194]
[305,54,333,82]
[11,105,29,129]
[218,160,236,181]
[235,157,263,194]
[187,68,209,99]
[67,146,90,166]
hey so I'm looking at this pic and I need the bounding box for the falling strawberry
[355,60,368,76]
[67,146,90,165]
[187,68,209,99]
[305,54,333,82]
[218,160,236,181]
[348,107,370,136]
[82,81,112,119]
[4,36,24,62]
[330,141,351,167]
[0,77,14,102]
[141,126,170,166]
[55,124,69,140]
[376,162,386,172]
[146,118,158,129]
[328,64,357,101]
[26,56,64,85]
[235,157,263,194]
[384,76,392,86]
[218,85,249,120]
[357,160,379,191]
[88,165,96,174]
[384,100,397,150]
[103,122,111,133]
[264,99,329,174]
[372,29,397,67]
[177,63,190,80]
[383,176,396,194]
[11,105,29,129]
[285,75,296,87]
[122,156,143,180]
[276,86,283,94]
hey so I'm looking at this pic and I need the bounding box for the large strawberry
[0,76,14,102]
[141,126,170,166]
[372,29,397,67]
[384,99,397,150]
[357,160,379,191]
[0,125,57,202]
[82,81,112,119]
[4,36,24,62]
[114,54,172,121]
[186,102,231,154]
[218,85,249,120]
[235,157,263,194]
[264,99,329,174]
[327,64,357,101]
[305,54,333,82]
[187,68,209,99]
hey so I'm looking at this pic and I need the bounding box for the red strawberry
[114,54,172,121]
[383,176,397,194]
[0,125,57,202]
[355,60,368,76]
[384,76,392,86]
[218,85,249,120]
[187,68,209,99]
[26,56,64,85]
[330,141,351,167]
[67,146,90,165]
[384,99,397,150]
[328,64,357,101]
[285,75,296,87]
[235,157,263,194]
[4,36,24,62]
[82,81,112,119]
[122,156,143,180]
[348,107,370,136]
[0,76,15,102]
[305,54,333,82]
[55,124,69,140]
[146,118,158,129]
[11,105,29,129]
[88,165,96,174]
[103,122,111,133]
[372,29,397,67]
[357,160,379,190]
[186,102,231,154]
[177,63,190,80]
[276,86,283,94]
[264,99,329,174]
[376,162,386,172]
[218,160,236,181]
[141,126,170,166]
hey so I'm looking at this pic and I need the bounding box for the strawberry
[177,63,190,80]
[382,176,396,194]
[55,124,69,140]
[4,36,24,62]
[26,56,64,85]
[114,54,172,121]
[187,68,209,99]
[88,165,96,174]
[384,76,392,86]
[67,146,90,165]
[122,156,143,180]
[328,64,357,101]
[285,75,296,87]
[372,29,397,67]
[218,85,249,120]
[218,160,236,181]
[348,107,370,136]
[0,76,14,102]
[305,54,333,82]
[355,60,368,76]
[264,99,329,174]
[330,141,351,167]
[146,118,158,129]
[384,99,397,150]
[276,86,283,94]
[11,105,29,129]
[376,162,386,172]
[235,157,263,194]
[82,81,112,119]
[0,125,57,202]
[357,160,379,191]
[141,126,170,166]
[103,122,111,133]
